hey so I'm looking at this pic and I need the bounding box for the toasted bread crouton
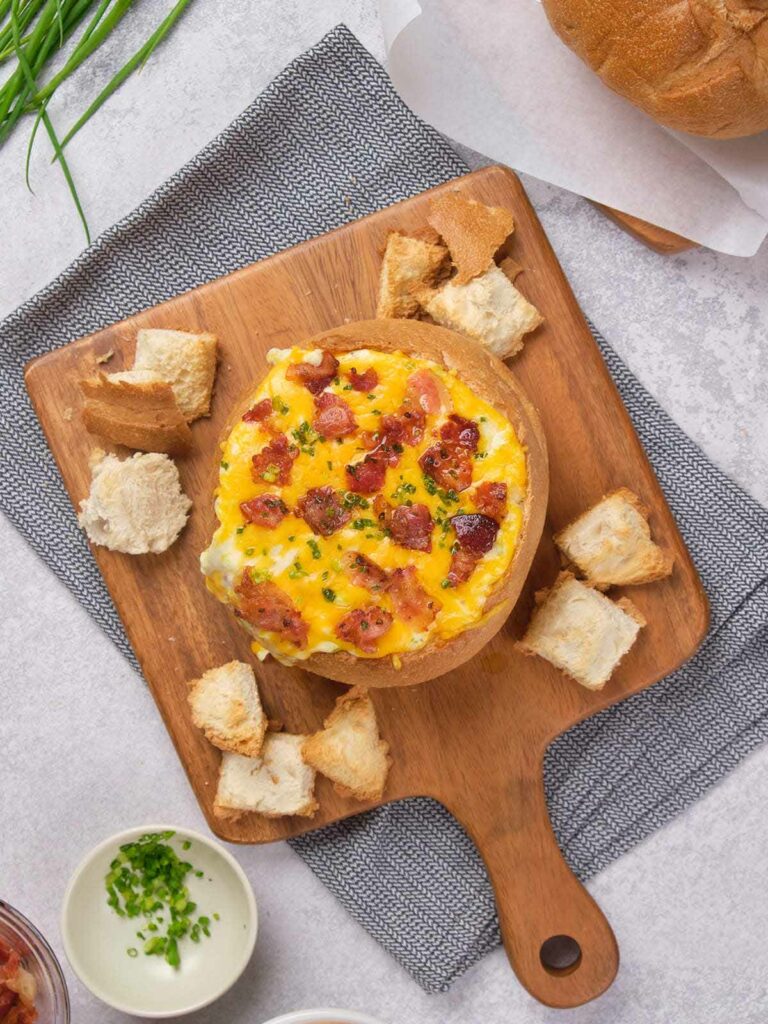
[188,661,266,757]
[498,255,524,284]
[78,451,191,554]
[214,733,318,820]
[516,573,645,690]
[555,489,674,587]
[428,192,515,285]
[133,329,218,421]
[302,687,391,801]
[376,232,450,320]
[422,265,543,360]
[80,373,192,455]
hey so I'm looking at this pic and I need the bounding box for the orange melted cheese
[200,347,527,665]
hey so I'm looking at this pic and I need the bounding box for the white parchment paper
[382,0,768,256]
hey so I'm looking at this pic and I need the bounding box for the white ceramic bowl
[61,825,257,1018]
[262,1012,386,1024]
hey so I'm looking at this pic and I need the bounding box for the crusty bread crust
[427,190,515,284]
[210,318,549,688]
[542,0,768,139]
[81,374,192,455]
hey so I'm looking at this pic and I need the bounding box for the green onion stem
[10,0,90,240]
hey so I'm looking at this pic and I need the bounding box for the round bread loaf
[202,319,548,688]
[541,0,768,138]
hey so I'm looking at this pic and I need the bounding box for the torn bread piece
[80,373,192,455]
[78,451,191,554]
[428,191,515,285]
[516,573,645,690]
[133,329,218,421]
[214,733,318,820]
[555,488,674,588]
[302,687,391,801]
[188,661,266,758]
[376,231,450,319]
[422,264,543,360]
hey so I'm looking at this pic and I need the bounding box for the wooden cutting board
[25,165,708,1009]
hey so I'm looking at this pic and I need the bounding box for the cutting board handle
[445,763,619,1008]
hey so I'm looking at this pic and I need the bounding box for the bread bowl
[541,0,768,139]
[200,319,548,687]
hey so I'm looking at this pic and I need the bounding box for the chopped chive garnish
[322,588,336,603]
[272,396,290,415]
[307,538,322,560]
[106,831,216,970]
[220,461,229,470]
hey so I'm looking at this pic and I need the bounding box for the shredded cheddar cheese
[200,347,527,663]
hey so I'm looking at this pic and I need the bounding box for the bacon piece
[286,350,339,394]
[242,398,273,423]
[389,502,433,552]
[235,575,308,648]
[473,481,508,521]
[404,369,450,415]
[240,493,288,528]
[359,414,405,466]
[312,391,356,439]
[419,442,473,492]
[345,455,387,495]
[296,486,351,536]
[347,367,379,392]
[388,566,441,630]
[335,605,393,653]
[399,406,426,446]
[440,413,480,451]
[251,434,298,485]
[451,512,499,554]
[343,551,389,592]
[447,547,481,587]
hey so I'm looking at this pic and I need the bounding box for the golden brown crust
[80,374,192,455]
[212,319,549,688]
[428,191,515,284]
[541,0,768,139]
[376,231,450,319]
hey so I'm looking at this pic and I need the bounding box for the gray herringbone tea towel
[1,25,767,994]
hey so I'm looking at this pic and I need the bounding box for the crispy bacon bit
[240,493,288,528]
[404,369,450,415]
[312,391,357,438]
[359,414,405,466]
[440,413,480,451]
[0,939,36,1024]
[286,350,339,394]
[451,512,499,554]
[388,566,440,630]
[399,406,426,446]
[251,434,298,485]
[473,481,508,521]
[345,455,387,494]
[242,398,273,423]
[335,605,393,653]
[236,575,308,648]
[296,486,351,536]
[419,442,473,492]
[447,547,481,586]
[343,551,389,592]
[348,367,379,391]
[389,502,433,552]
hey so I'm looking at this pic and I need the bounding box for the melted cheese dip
[201,347,527,664]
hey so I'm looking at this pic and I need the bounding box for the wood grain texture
[25,166,708,1008]
[594,203,696,254]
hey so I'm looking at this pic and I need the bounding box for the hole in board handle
[540,934,582,976]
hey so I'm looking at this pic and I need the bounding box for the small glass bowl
[0,901,70,1024]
